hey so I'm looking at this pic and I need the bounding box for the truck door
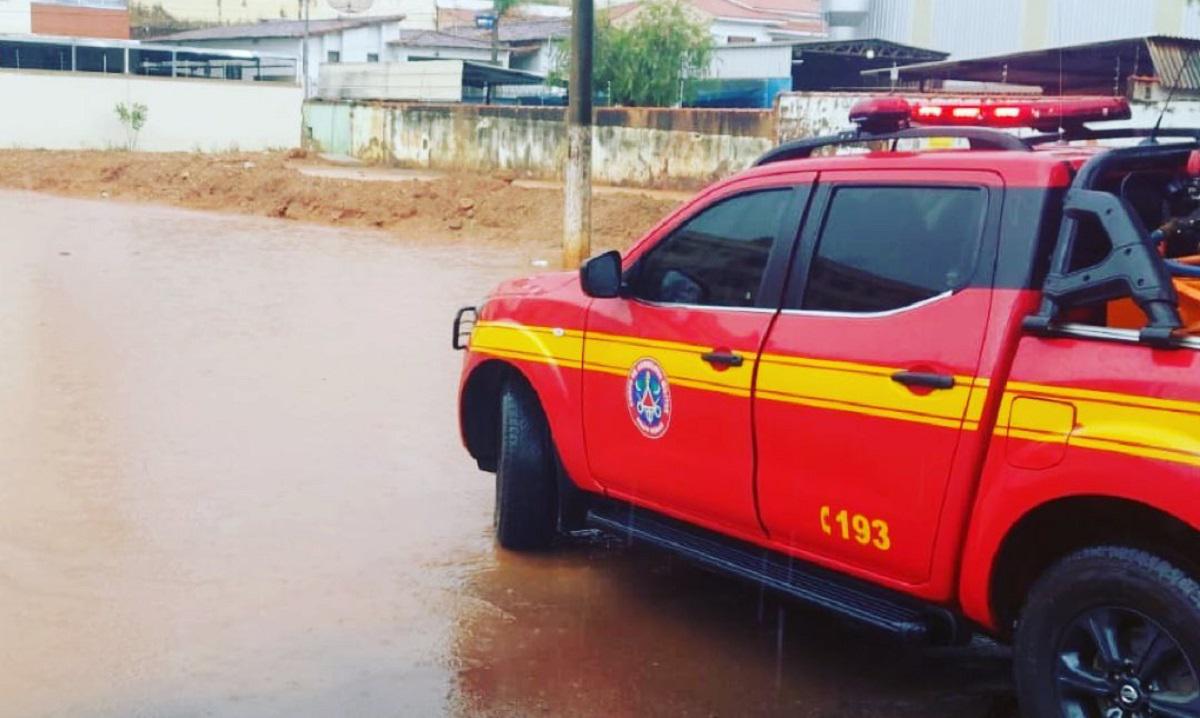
[582,176,813,538]
[754,170,1001,584]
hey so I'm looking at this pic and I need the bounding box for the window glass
[800,186,986,313]
[629,189,791,307]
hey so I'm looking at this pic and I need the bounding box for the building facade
[825,0,1200,60]
[0,0,130,39]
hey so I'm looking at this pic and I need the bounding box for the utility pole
[301,0,311,97]
[563,0,593,269]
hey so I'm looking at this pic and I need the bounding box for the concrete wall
[777,91,1200,143]
[0,70,303,151]
[303,101,775,188]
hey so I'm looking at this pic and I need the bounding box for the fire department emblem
[627,357,672,439]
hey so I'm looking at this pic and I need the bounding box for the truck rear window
[801,186,987,313]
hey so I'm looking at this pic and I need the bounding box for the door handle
[701,351,744,368]
[891,370,955,390]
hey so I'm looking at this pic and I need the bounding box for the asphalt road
[0,190,1018,718]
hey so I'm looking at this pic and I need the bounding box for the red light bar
[847,96,1132,134]
[908,97,1131,131]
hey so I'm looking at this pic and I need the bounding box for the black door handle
[701,351,744,368]
[891,370,955,390]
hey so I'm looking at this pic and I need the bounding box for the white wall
[0,70,303,151]
[0,0,31,34]
[709,19,776,44]
[710,43,791,80]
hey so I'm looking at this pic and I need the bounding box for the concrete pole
[302,0,311,97]
[563,0,593,269]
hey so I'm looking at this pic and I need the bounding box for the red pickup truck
[454,97,1200,718]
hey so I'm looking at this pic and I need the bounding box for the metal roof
[790,37,948,63]
[153,15,406,42]
[456,59,545,87]
[445,18,570,44]
[0,32,296,61]
[862,36,1200,94]
[390,29,498,50]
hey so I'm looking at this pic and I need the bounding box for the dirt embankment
[0,150,681,256]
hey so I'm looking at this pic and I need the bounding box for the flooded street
[0,190,1016,717]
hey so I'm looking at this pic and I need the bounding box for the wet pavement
[0,190,1018,717]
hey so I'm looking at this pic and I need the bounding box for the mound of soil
[0,150,681,258]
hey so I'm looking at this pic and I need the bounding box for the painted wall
[303,100,775,188]
[0,0,32,34]
[0,69,303,151]
[30,3,130,39]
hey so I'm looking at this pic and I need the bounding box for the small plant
[115,102,149,151]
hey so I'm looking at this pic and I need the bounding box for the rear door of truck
[753,169,1004,585]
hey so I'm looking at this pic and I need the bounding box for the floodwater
[0,190,1017,718]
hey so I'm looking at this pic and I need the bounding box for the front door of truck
[582,176,812,538]
[754,171,1000,584]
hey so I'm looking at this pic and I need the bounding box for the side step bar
[586,504,960,643]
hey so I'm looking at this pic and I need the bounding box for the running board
[586,504,953,642]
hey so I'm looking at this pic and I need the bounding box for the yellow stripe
[1001,384,1200,468]
[470,321,583,369]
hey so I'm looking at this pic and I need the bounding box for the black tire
[493,378,558,551]
[1014,546,1200,718]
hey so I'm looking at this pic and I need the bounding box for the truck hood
[489,270,578,299]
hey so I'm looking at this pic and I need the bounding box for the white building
[139,0,439,27]
[0,0,33,34]
[155,16,507,96]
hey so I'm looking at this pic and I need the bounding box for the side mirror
[580,250,623,298]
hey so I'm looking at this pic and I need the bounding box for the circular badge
[626,357,672,439]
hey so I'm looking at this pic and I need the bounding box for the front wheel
[1014,546,1200,718]
[493,379,558,551]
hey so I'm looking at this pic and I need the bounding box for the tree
[551,1,713,107]
[114,102,149,151]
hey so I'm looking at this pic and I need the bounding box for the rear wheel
[493,379,557,551]
[1014,546,1200,718]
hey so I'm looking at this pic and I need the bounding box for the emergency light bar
[848,96,1132,133]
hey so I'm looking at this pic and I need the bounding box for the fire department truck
[453,96,1200,718]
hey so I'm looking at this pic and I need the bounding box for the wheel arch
[460,358,537,472]
[988,494,1200,639]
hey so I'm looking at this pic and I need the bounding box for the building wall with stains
[303,101,776,189]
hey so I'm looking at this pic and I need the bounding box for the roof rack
[754,127,1030,166]
[755,125,1200,167]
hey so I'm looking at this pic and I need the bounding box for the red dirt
[0,150,681,257]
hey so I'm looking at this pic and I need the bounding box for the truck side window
[629,189,791,308]
[800,186,987,313]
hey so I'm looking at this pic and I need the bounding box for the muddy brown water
[0,190,1017,717]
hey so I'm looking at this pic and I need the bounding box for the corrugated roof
[1145,36,1200,92]
[445,18,570,44]
[865,36,1200,94]
[391,29,497,50]
[154,15,406,42]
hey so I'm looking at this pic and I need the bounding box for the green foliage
[115,102,149,151]
[551,1,713,107]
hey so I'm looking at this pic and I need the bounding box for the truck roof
[737,145,1089,189]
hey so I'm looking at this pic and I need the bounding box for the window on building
[327,51,341,63]
[799,186,987,313]
[629,189,791,308]
[367,53,380,63]
[727,36,756,44]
